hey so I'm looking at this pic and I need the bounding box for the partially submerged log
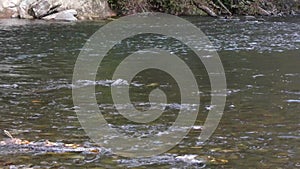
[198,5,217,17]
[192,0,217,17]
[216,0,232,15]
[256,5,271,16]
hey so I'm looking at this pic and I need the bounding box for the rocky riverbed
[0,0,116,21]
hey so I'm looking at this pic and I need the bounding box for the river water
[0,16,299,168]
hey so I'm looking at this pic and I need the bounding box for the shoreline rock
[42,9,77,21]
[0,0,116,21]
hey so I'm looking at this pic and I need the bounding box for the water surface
[0,16,299,168]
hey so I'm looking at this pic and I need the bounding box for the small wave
[117,153,206,168]
[286,99,300,103]
[0,84,19,88]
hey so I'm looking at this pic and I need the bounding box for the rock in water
[42,9,77,21]
[3,0,115,20]
[29,0,51,18]
[42,9,76,19]
[19,0,37,19]
[111,79,129,86]
[0,0,21,18]
[48,0,116,19]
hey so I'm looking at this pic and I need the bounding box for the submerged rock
[244,15,256,20]
[111,79,129,86]
[118,154,206,168]
[0,130,108,155]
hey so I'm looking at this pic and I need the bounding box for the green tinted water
[0,16,299,168]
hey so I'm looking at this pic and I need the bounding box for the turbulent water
[0,16,299,168]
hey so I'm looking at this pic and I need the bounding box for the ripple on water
[197,17,300,52]
[286,99,300,103]
[0,16,299,168]
[117,154,206,168]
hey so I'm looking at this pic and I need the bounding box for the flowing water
[0,16,299,168]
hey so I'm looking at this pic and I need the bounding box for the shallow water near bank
[0,16,299,168]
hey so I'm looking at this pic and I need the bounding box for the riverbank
[108,0,300,17]
[0,0,299,21]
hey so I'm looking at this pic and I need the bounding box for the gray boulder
[54,10,76,21]
[0,0,20,18]
[1,0,116,20]
[47,0,115,19]
[28,0,51,18]
[42,9,77,21]
[19,0,36,19]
